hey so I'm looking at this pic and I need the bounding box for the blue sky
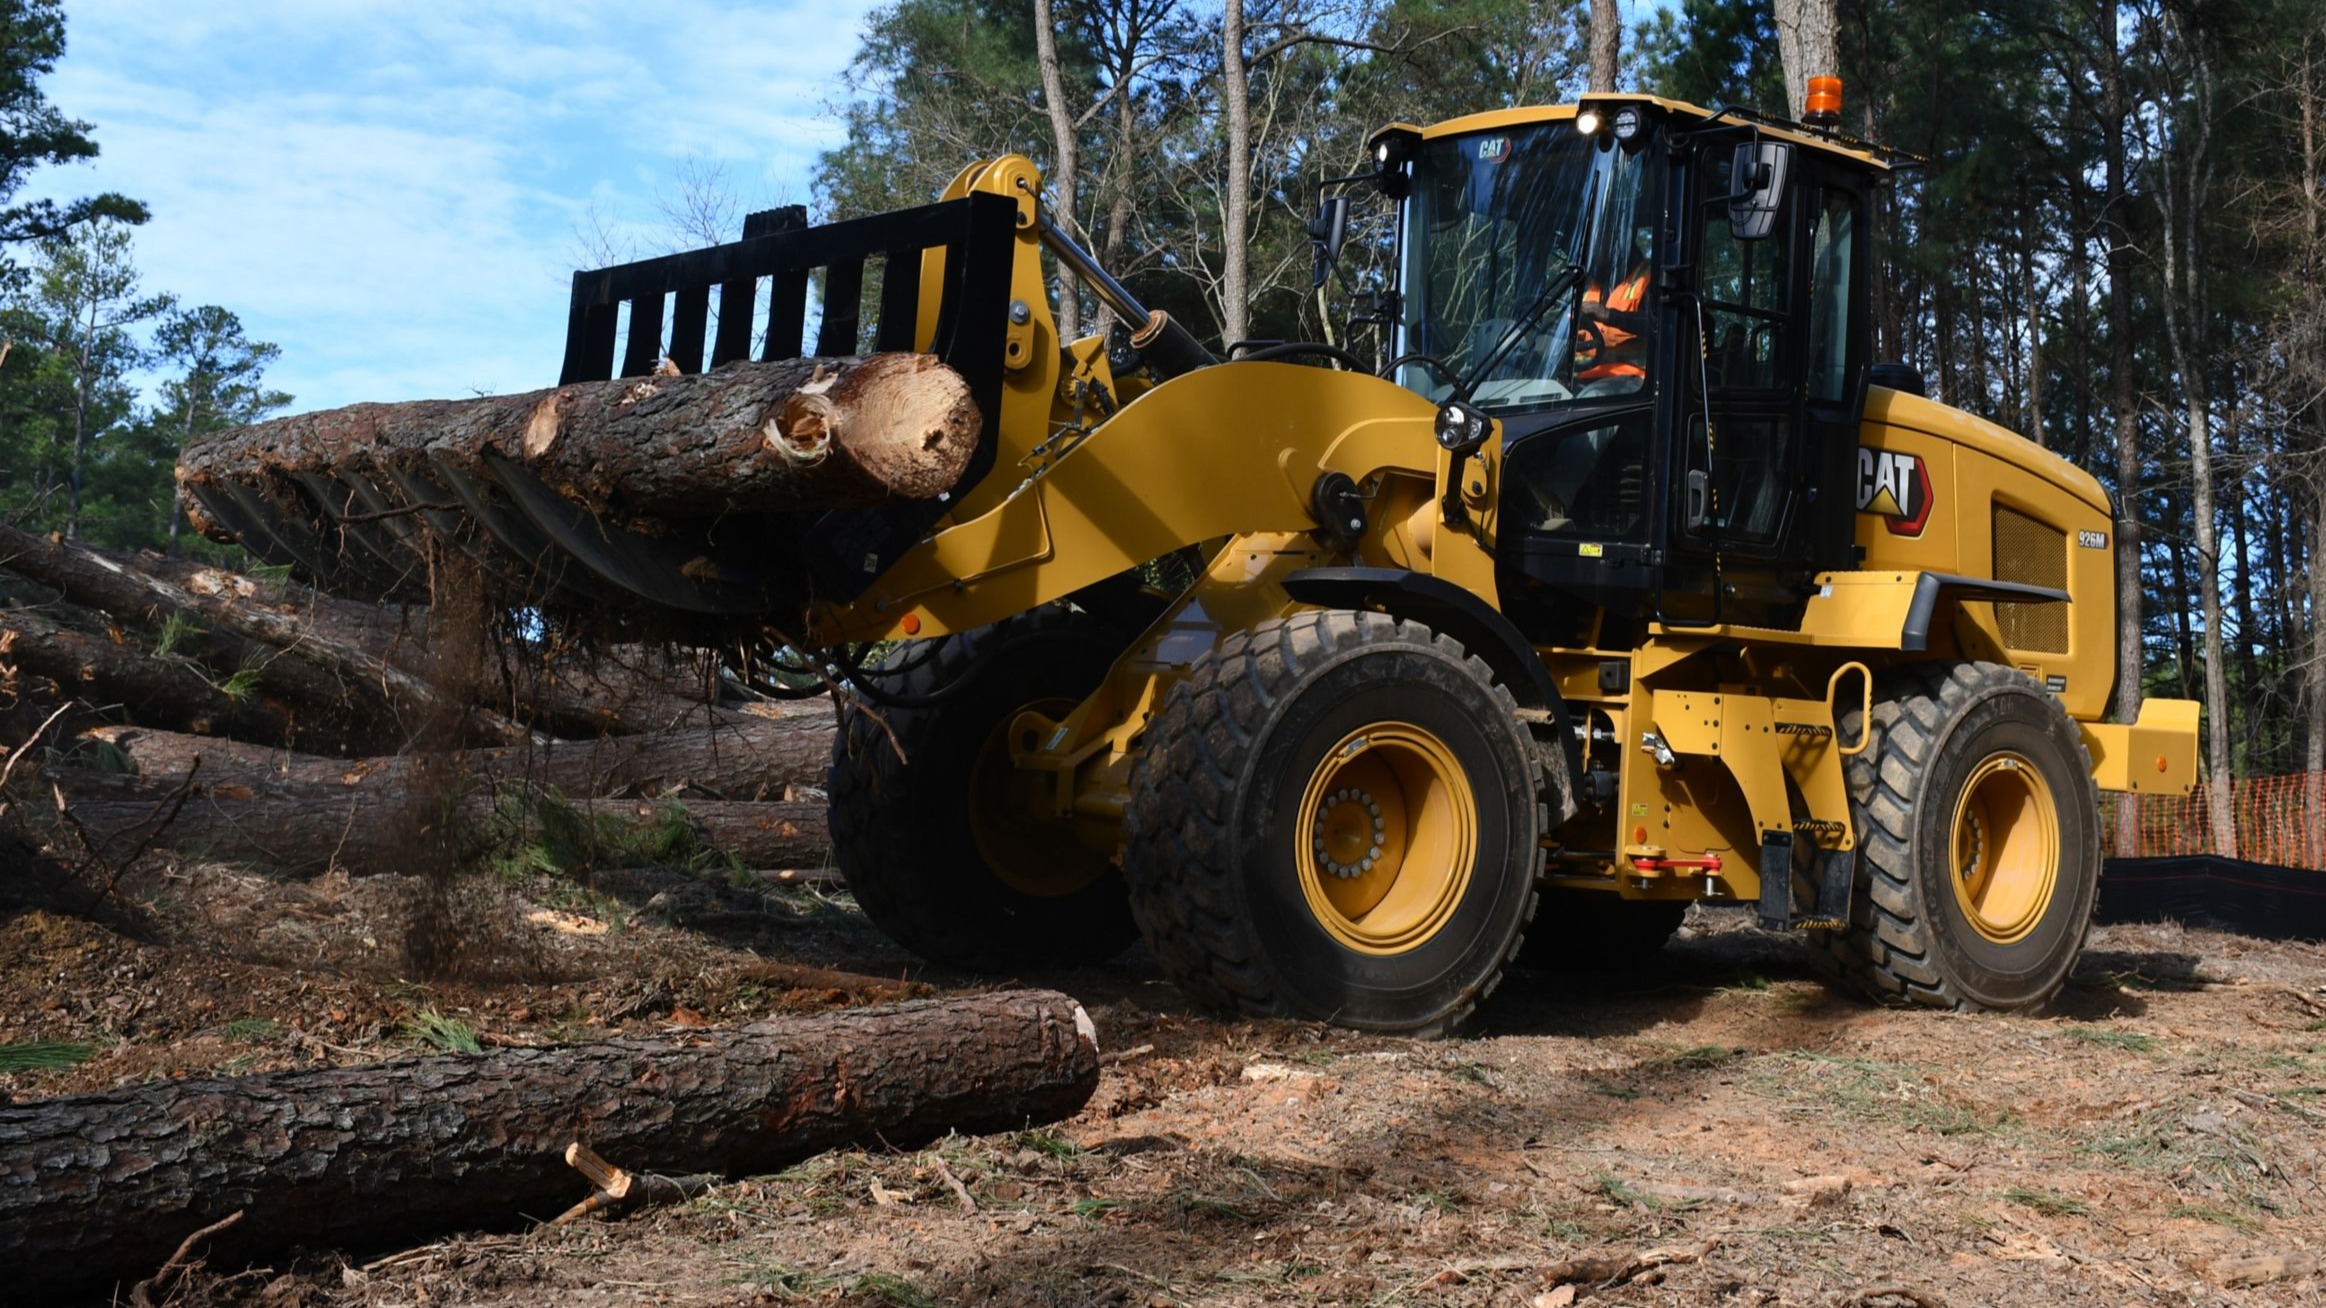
[32,1,1685,416]
[30,1,883,411]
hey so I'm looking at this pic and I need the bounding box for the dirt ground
[6,856,2324,1308]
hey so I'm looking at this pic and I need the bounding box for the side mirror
[1728,141,1791,241]
[1308,195,1349,289]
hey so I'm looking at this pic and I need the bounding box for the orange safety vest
[1577,263,1651,382]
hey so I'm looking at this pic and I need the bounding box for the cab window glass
[1696,153,1791,391]
[1691,413,1792,545]
[1504,409,1652,541]
[1806,190,1858,403]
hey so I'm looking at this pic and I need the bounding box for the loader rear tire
[827,607,1138,971]
[1121,610,1543,1036]
[1807,662,2099,1012]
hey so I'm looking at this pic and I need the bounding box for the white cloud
[25,0,881,411]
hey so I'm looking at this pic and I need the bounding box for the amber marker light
[900,612,922,636]
[1803,76,1843,129]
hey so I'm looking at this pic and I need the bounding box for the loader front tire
[1808,662,2099,1012]
[828,608,1138,971]
[1121,611,1543,1036]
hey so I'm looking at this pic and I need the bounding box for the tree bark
[83,708,832,801]
[178,353,979,532]
[1772,0,1839,119]
[1033,0,1082,342]
[0,521,527,750]
[1220,0,1252,350]
[0,612,295,748]
[2100,1,2144,856]
[1588,0,1622,94]
[0,991,1099,1303]
[2150,22,2236,857]
[46,768,830,876]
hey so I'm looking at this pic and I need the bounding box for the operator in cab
[1574,233,1652,394]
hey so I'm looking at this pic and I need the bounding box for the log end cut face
[771,354,980,504]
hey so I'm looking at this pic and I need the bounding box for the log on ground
[0,522,526,749]
[84,707,834,801]
[47,768,830,875]
[178,353,980,529]
[0,612,295,747]
[0,990,1099,1302]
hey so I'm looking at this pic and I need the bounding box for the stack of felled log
[0,518,835,874]
[3,353,988,879]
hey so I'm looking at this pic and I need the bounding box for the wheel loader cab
[1384,101,1875,643]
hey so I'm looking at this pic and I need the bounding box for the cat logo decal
[1856,447,1933,537]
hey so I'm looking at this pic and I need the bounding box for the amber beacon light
[1804,76,1843,128]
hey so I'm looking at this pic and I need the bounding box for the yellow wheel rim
[1294,723,1477,955]
[968,698,1106,898]
[1947,752,2061,945]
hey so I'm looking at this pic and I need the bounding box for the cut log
[83,546,744,740]
[178,353,979,531]
[0,612,295,747]
[0,523,527,749]
[84,708,834,801]
[0,990,1099,1302]
[646,798,831,868]
[47,767,829,876]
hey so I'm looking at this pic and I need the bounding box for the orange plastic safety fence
[2097,772,2326,869]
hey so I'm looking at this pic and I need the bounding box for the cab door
[1661,145,1868,628]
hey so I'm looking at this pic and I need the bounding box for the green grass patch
[484,789,741,880]
[2082,1103,2279,1214]
[217,664,264,702]
[2001,1186,2088,1217]
[403,1009,481,1055]
[1636,1044,1746,1076]
[1071,1197,1126,1218]
[1748,1051,2014,1137]
[223,1018,281,1043]
[848,1271,938,1308]
[2169,1202,2262,1232]
[723,1255,827,1299]
[154,611,202,657]
[2065,1027,2159,1052]
[0,1040,97,1074]
[1011,1127,1082,1162]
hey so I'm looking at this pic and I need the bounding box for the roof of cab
[1376,93,1898,172]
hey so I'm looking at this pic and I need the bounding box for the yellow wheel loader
[192,93,2201,1035]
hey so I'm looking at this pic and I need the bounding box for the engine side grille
[1993,505,2069,654]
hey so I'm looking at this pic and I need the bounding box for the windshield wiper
[1456,256,1585,399]
[1456,161,1605,402]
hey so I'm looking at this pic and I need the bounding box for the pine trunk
[0,991,1098,1303]
[46,768,830,876]
[82,707,831,802]
[0,612,296,748]
[1587,0,1621,93]
[1033,0,1082,341]
[1220,0,1251,350]
[1,521,526,749]
[178,353,979,532]
[1772,0,1840,118]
